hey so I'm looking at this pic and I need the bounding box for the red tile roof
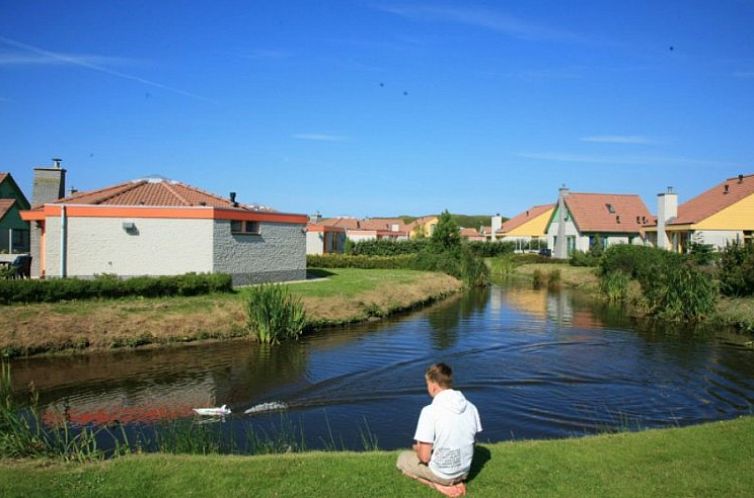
[460,227,480,237]
[318,217,361,230]
[49,178,275,212]
[0,199,15,220]
[360,218,409,232]
[498,204,555,234]
[669,173,754,225]
[564,193,651,233]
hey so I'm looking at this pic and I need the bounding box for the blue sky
[1,0,753,219]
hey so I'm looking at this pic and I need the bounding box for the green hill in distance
[394,214,507,229]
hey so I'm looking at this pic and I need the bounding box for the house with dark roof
[547,188,651,258]
[0,172,31,259]
[496,204,555,248]
[21,175,307,284]
[645,174,754,252]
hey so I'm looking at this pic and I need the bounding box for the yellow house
[496,204,554,249]
[646,174,754,252]
[408,216,439,239]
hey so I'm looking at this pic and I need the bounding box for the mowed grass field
[1,416,752,497]
[0,269,462,357]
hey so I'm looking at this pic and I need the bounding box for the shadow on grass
[307,268,335,279]
[467,445,492,482]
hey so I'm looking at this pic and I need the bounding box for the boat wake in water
[244,401,288,415]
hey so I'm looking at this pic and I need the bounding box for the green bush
[599,245,717,321]
[718,242,754,297]
[246,284,307,344]
[569,250,600,267]
[688,242,718,266]
[464,241,515,257]
[0,272,233,305]
[532,269,545,289]
[642,257,717,321]
[599,245,674,281]
[547,269,561,290]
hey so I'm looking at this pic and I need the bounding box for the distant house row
[468,174,754,258]
[306,215,438,255]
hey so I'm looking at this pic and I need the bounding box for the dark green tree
[430,210,461,253]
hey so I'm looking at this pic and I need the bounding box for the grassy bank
[0,269,462,358]
[1,416,752,497]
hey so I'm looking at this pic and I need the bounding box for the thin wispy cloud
[580,135,656,145]
[292,133,347,142]
[0,35,214,103]
[373,3,583,42]
[517,152,741,168]
[0,51,136,66]
[242,49,292,60]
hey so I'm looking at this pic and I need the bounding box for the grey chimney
[32,158,67,206]
[30,158,67,278]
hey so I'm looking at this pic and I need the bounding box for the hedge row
[306,254,417,269]
[348,239,430,256]
[0,273,233,305]
[464,241,516,257]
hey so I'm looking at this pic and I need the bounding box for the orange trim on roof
[306,224,346,233]
[21,205,307,224]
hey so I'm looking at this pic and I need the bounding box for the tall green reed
[246,284,307,344]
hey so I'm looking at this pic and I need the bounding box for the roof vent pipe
[739,174,744,183]
[724,184,729,194]
[230,192,238,207]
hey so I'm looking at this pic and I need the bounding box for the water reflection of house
[42,373,217,426]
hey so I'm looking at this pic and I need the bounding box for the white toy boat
[192,404,231,416]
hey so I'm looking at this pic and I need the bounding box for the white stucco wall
[306,231,324,255]
[45,216,214,277]
[213,220,306,284]
[693,230,744,249]
[547,219,643,254]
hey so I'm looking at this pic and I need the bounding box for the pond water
[9,285,754,451]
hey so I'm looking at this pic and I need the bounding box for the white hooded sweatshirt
[413,389,482,480]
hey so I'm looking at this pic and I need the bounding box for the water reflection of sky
[10,286,754,450]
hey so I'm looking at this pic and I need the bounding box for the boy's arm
[413,441,433,464]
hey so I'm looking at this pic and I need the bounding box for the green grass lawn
[2,416,752,497]
[287,268,431,298]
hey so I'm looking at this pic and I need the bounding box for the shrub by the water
[547,269,562,290]
[718,242,754,297]
[642,257,717,321]
[599,245,716,321]
[532,269,545,289]
[0,272,233,305]
[246,284,307,344]
[600,271,630,302]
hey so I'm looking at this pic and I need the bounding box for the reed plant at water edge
[600,271,630,303]
[246,284,307,344]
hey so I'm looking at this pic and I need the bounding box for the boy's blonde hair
[425,363,453,388]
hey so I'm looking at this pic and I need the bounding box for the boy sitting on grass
[396,363,482,497]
